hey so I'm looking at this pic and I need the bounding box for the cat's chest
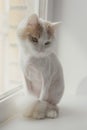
[29,57,49,71]
[22,53,59,79]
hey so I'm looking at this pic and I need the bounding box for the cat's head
[18,14,61,57]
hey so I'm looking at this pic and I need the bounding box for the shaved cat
[17,14,64,119]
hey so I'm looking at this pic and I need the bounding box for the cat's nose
[37,46,44,52]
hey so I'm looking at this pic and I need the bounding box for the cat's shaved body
[17,14,64,119]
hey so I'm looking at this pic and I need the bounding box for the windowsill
[0,95,87,130]
[0,88,23,123]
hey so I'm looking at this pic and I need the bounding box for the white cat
[17,14,64,119]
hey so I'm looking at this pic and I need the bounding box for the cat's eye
[45,41,51,46]
[31,37,38,43]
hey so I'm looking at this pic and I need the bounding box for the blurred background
[50,0,87,95]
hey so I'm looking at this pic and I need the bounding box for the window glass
[0,0,38,94]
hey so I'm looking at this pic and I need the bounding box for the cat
[17,14,64,119]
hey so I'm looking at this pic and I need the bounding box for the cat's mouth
[34,51,51,58]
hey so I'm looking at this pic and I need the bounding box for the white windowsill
[0,95,87,130]
[0,88,24,123]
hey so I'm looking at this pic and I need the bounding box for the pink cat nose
[37,46,44,52]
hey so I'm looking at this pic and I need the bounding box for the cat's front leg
[39,77,59,118]
[39,77,51,101]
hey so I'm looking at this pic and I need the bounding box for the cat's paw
[46,104,59,119]
[46,110,58,118]
[32,111,45,119]
[31,100,47,119]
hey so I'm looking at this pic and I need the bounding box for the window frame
[0,0,51,124]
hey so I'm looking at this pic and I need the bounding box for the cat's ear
[52,22,62,30]
[28,13,39,25]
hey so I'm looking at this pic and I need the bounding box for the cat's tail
[23,100,48,119]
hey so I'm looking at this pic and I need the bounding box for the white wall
[52,0,87,95]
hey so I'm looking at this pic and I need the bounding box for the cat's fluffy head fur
[17,14,61,57]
